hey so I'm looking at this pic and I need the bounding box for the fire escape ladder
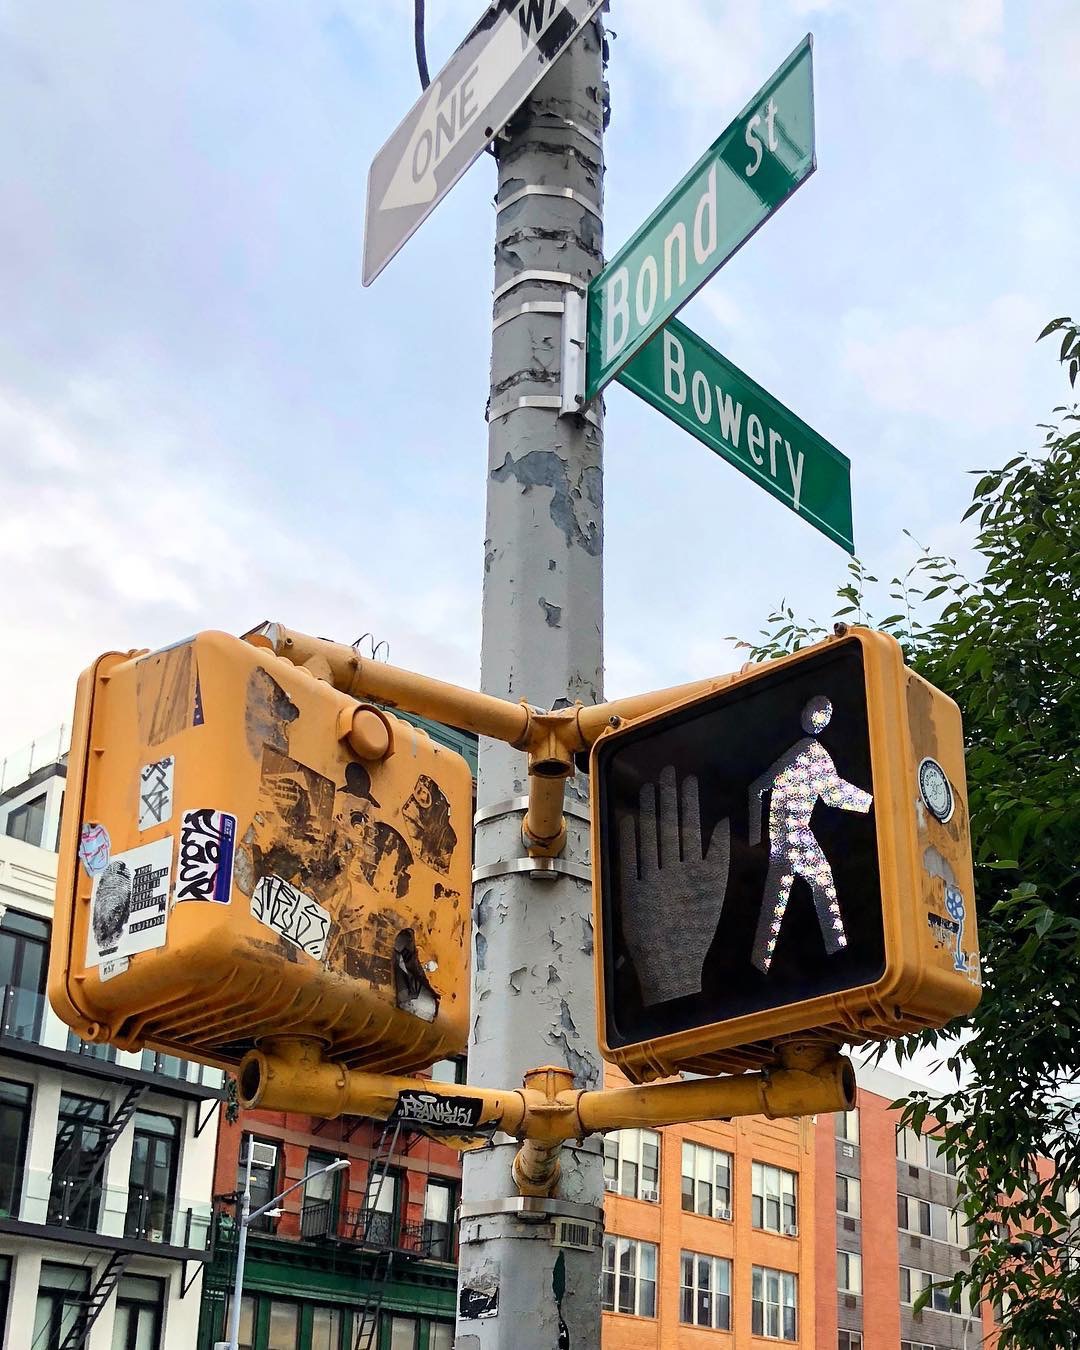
[350,1117,406,1350]
[57,1251,130,1350]
[60,1085,147,1228]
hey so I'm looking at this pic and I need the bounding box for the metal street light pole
[219,1152,349,1350]
[458,14,607,1350]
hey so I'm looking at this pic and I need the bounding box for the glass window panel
[389,1316,418,1350]
[424,1182,450,1223]
[267,1301,299,1350]
[311,1307,341,1350]
[428,1324,453,1350]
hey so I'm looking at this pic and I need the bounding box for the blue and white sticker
[78,822,111,878]
[175,808,236,903]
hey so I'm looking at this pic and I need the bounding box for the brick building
[600,1065,816,1348]
[196,1060,464,1350]
[814,1063,993,1350]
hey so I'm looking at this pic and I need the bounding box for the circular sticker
[918,758,954,823]
[78,822,111,877]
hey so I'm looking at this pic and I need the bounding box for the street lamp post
[217,1150,350,1350]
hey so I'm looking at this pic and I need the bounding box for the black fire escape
[299,1113,451,1350]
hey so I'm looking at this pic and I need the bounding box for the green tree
[744,318,1080,1347]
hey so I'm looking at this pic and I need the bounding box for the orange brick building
[600,1065,817,1349]
[813,1063,995,1350]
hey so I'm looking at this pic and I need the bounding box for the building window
[901,1265,974,1315]
[428,1323,454,1350]
[898,1194,968,1246]
[140,1048,184,1079]
[50,1092,109,1230]
[896,1258,972,1312]
[836,1110,859,1144]
[127,1110,180,1242]
[752,1161,798,1235]
[838,1334,863,1350]
[897,1193,931,1236]
[680,1250,731,1330]
[837,1249,862,1294]
[300,1150,343,1240]
[0,1078,31,1218]
[239,1136,280,1235]
[388,1314,418,1350]
[602,1235,657,1317]
[429,1057,467,1084]
[222,1294,256,1350]
[33,1262,89,1350]
[362,1166,401,1247]
[837,1173,861,1217]
[897,1126,957,1176]
[604,1128,660,1201]
[424,1178,456,1260]
[751,1265,797,1341]
[111,1275,164,1350]
[267,1299,299,1350]
[311,1307,343,1350]
[0,908,50,1041]
[900,1343,936,1350]
[5,794,46,847]
[681,1140,732,1220]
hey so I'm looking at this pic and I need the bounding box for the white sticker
[175,808,236,903]
[251,875,331,960]
[99,956,130,982]
[138,757,175,830]
[86,836,172,969]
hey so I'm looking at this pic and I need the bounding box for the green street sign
[586,36,815,402]
[619,318,853,552]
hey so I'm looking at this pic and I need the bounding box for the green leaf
[1037,316,1069,340]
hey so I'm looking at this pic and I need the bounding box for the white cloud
[0,375,480,755]
[840,292,1044,432]
[874,0,1005,87]
[617,0,776,116]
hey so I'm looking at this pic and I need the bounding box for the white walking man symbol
[748,695,872,973]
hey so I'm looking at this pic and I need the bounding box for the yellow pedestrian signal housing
[591,627,980,1082]
[49,631,473,1074]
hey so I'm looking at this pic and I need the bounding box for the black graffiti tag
[251,874,330,959]
[176,808,235,902]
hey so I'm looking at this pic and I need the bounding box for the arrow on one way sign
[364,0,606,286]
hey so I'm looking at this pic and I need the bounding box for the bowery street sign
[363,0,606,286]
[585,35,815,400]
[619,319,853,552]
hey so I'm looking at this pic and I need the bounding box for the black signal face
[596,640,885,1051]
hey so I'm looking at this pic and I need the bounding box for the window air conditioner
[784,1223,799,1238]
[603,1179,618,1193]
[641,1188,659,1204]
[716,1204,732,1221]
[841,1144,855,1158]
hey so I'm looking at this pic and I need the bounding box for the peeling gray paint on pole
[458,16,606,1350]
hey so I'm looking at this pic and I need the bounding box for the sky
[2,0,1078,767]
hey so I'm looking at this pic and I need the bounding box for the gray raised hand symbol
[618,765,731,1006]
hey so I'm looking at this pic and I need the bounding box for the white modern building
[0,754,224,1349]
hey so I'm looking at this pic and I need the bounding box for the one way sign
[363,0,606,286]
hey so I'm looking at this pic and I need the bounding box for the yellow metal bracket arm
[239,1038,854,1199]
[247,622,752,858]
